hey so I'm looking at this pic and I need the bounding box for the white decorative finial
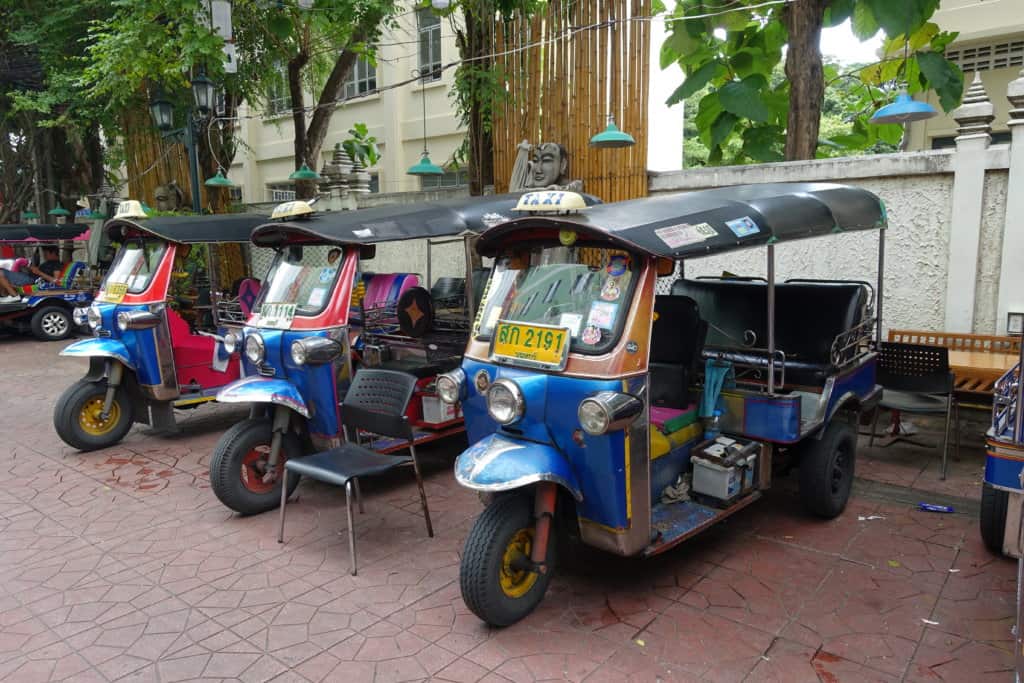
[953,72,994,137]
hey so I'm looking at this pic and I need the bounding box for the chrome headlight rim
[290,337,342,366]
[290,339,307,365]
[116,311,130,331]
[72,307,89,326]
[223,331,239,355]
[86,304,102,331]
[436,368,466,405]
[578,391,644,436]
[244,333,265,364]
[486,378,525,425]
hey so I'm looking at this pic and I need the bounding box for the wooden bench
[888,329,1020,395]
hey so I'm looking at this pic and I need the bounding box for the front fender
[59,338,136,371]
[454,433,582,501]
[216,376,310,418]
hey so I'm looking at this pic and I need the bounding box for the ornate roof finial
[953,72,994,138]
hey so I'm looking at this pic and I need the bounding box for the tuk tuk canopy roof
[105,213,269,244]
[0,223,91,243]
[475,183,886,260]
[250,193,602,248]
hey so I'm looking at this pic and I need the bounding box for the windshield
[255,244,343,319]
[475,244,638,354]
[102,238,167,296]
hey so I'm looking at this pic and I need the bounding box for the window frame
[417,8,442,82]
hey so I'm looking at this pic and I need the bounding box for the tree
[661,0,964,163]
[83,0,400,200]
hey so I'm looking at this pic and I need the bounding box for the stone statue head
[154,181,184,212]
[530,142,569,188]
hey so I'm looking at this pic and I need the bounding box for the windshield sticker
[587,301,618,329]
[559,229,578,246]
[581,325,601,345]
[726,216,760,238]
[259,302,297,328]
[307,288,328,308]
[319,267,335,283]
[558,312,583,337]
[606,254,629,276]
[600,278,621,301]
[655,222,717,249]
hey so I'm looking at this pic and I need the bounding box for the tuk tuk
[210,193,600,516]
[0,223,95,341]
[435,184,887,625]
[980,350,1024,556]
[53,203,270,451]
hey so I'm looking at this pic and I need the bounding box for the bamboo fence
[491,0,651,202]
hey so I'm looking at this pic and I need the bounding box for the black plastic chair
[869,341,959,480]
[277,369,433,575]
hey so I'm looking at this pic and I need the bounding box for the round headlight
[578,398,610,435]
[223,331,239,354]
[116,311,131,331]
[87,304,102,331]
[73,307,89,326]
[290,340,307,365]
[244,333,265,364]
[436,369,465,405]
[486,379,525,425]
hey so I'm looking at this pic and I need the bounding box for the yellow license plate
[491,321,569,369]
[102,282,128,303]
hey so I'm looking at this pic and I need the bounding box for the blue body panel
[825,360,877,419]
[985,454,1024,491]
[456,358,631,531]
[24,290,92,307]
[455,433,582,500]
[741,394,802,443]
[216,376,310,418]
[237,326,341,437]
[60,337,136,370]
[64,302,169,386]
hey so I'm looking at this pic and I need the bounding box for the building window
[342,58,378,100]
[267,184,296,202]
[931,131,1011,149]
[266,64,291,116]
[946,40,1024,73]
[369,173,380,193]
[417,9,442,81]
[228,186,243,202]
[420,170,468,190]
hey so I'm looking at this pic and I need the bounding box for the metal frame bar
[877,229,885,344]
[766,245,776,395]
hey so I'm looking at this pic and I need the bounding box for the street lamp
[148,70,227,213]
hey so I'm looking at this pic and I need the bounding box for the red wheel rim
[240,446,276,494]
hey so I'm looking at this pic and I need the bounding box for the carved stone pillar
[945,73,994,332]
[997,67,1024,333]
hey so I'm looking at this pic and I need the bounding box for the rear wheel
[53,378,134,451]
[31,306,72,341]
[980,482,1010,555]
[209,418,303,515]
[799,420,856,519]
[460,493,554,626]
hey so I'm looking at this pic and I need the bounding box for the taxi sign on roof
[271,199,315,220]
[514,191,587,214]
[114,200,148,220]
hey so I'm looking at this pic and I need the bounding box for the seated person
[0,246,64,303]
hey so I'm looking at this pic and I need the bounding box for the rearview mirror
[359,244,376,260]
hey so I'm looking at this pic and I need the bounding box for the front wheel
[798,420,856,519]
[209,418,303,515]
[980,482,1010,555]
[53,378,135,451]
[460,493,554,626]
[31,306,72,341]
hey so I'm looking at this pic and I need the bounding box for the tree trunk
[460,5,495,196]
[782,0,827,161]
[287,49,312,199]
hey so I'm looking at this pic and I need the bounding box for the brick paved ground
[0,334,1016,682]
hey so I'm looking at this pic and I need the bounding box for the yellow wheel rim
[78,396,120,436]
[499,528,538,598]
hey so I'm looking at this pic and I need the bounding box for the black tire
[53,378,135,451]
[460,493,554,626]
[980,482,1009,555]
[798,420,857,519]
[31,305,72,341]
[209,418,303,515]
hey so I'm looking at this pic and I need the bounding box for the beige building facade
[906,0,1024,150]
[228,6,467,203]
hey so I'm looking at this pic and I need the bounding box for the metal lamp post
[148,70,220,214]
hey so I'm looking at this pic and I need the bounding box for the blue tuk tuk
[435,183,888,625]
[54,205,269,451]
[209,193,603,515]
[0,223,94,341]
[980,349,1024,556]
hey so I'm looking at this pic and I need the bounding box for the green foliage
[661,0,963,164]
[341,123,381,168]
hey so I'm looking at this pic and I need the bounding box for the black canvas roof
[0,223,91,242]
[250,192,602,248]
[476,183,885,259]
[105,213,268,244]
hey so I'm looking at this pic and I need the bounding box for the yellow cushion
[650,422,702,460]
